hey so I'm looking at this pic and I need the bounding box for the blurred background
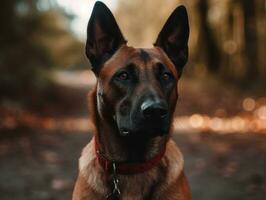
[0,0,266,199]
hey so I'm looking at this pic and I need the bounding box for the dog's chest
[117,171,160,200]
[79,139,184,199]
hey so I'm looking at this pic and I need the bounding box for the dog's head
[86,2,189,138]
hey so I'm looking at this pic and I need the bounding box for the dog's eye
[162,72,172,81]
[117,72,129,80]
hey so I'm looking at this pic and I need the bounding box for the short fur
[73,1,191,199]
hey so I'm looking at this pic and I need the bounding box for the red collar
[94,137,166,175]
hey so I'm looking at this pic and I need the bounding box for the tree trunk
[197,0,221,73]
[241,0,258,81]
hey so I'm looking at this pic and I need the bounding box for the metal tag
[106,162,121,200]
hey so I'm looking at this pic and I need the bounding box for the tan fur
[72,45,191,200]
[72,46,191,199]
[74,2,191,198]
[73,138,191,200]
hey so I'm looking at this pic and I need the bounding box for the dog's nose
[141,100,168,119]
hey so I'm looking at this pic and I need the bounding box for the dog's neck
[96,119,167,162]
[89,88,168,162]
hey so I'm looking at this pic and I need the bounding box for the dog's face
[86,2,189,138]
[97,47,178,137]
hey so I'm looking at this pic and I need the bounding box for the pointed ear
[86,1,126,74]
[154,6,189,71]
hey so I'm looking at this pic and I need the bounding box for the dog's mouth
[118,123,169,138]
[119,128,130,136]
[115,110,170,137]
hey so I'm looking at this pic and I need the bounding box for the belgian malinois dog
[73,1,191,199]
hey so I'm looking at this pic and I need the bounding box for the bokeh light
[242,97,256,111]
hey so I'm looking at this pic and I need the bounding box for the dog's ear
[154,6,189,71]
[86,1,126,75]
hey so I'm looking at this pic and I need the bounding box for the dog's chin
[116,117,170,138]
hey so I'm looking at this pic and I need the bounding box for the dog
[73,1,191,200]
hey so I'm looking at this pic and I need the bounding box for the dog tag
[106,162,121,200]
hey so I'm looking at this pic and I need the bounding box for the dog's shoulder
[154,139,191,199]
[163,139,184,184]
[79,138,96,174]
[78,138,109,195]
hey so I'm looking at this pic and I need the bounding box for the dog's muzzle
[117,99,169,137]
